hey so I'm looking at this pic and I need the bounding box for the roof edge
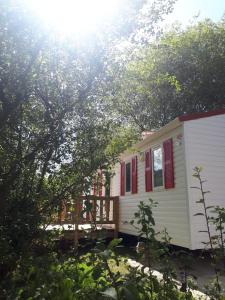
[120,117,181,159]
[119,108,225,160]
[178,108,225,122]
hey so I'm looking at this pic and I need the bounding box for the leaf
[120,286,141,300]
[210,235,219,240]
[101,287,118,300]
[205,206,215,210]
[84,200,93,211]
[108,238,122,250]
[194,213,204,216]
[196,199,204,203]
[101,249,111,259]
[92,265,102,280]
[203,191,210,194]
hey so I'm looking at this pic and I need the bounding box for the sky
[25,0,225,38]
[165,0,225,26]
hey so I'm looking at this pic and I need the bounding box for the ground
[117,233,225,292]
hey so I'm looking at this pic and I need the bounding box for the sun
[26,0,120,36]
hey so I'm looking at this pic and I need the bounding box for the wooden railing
[57,196,119,246]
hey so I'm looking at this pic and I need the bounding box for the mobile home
[110,110,225,250]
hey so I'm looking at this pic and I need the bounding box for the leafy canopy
[111,19,225,130]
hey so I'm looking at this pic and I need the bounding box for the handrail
[57,196,119,243]
[60,197,118,223]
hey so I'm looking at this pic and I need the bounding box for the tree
[0,0,116,275]
[110,19,225,130]
[0,0,177,282]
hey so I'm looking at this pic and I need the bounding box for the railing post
[54,196,120,245]
[105,199,110,222]
[100,198,103,223]
[92,199,96,222]
[59,201,66,224]
[74,199,79,249]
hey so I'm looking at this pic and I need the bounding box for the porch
[49,195,119,246]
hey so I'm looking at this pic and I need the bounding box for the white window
[153,147,163,187]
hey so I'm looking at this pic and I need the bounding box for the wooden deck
[53,195,119,246]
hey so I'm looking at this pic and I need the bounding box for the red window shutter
[131,156,138,194]
[98,171,103,196]
[145,149,152,192]
[163,138,175,189]
[120,162,125,196]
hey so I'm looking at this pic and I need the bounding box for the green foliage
[0,197,199,300]
[131,199,195,299]
[2,1,225,300]
[0,0,140,279]
[210,206,225,268]
[2,254,101,300]
[111,20,225,130]
[192,167,225,299]
[105,126,139,160]
[132,199,157,240]
[0,1,179,293]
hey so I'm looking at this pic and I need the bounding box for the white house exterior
[110,109,225,250]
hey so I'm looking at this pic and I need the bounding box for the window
[145,139,174,192]
[121,157,138,195]
[125,162,131,192]
[153,147,163,187]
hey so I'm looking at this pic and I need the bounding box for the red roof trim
[178,108,225,122]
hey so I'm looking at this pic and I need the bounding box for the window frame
[152,145,164,190]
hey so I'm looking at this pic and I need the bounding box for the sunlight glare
[27,0,120,36]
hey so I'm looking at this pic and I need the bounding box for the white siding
[184,115,225,249]
[111,126,191,249]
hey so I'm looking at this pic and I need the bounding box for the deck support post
[113,196,119,239]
